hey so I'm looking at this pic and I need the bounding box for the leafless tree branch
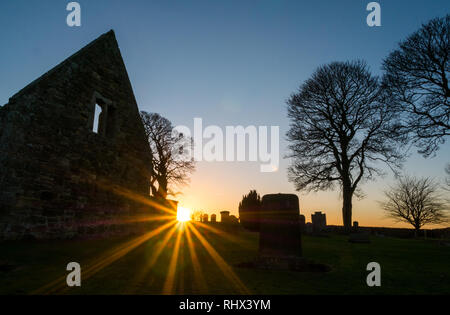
[287,60,407,231]
[141,112,195,199]
[382,15,450,157]
[380,175,449,234]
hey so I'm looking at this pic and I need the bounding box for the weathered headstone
[229,215,239,224]
[220,211,239,231]
[202,214,209,223]
[259,194,302,258]
[299,215,306,234]
[211,214,217,223]
[238,194,330,272]
[311,211,327,233]
[220,211,230,223]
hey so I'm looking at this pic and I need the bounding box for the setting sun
[177,206,191,222]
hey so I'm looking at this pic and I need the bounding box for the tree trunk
[342,185,353,233]
[158,177,168,200]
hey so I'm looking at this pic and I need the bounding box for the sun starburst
[177,206,191,222]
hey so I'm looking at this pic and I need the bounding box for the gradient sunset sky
[1,0,449,228]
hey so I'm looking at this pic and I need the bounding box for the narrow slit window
[92,103,102,133]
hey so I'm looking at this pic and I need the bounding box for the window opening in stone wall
[92,103,102,134]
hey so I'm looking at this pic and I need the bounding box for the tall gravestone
[220,211,230,223]
[241,193,330,272]
[259,194,302,258]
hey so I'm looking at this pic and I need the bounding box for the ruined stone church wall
[0,105,6,196]
[0,31,158,240]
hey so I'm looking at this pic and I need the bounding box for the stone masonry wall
[0,31,158,240]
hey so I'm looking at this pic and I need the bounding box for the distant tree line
[238,190,261,232]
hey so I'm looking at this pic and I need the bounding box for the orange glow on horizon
[187,222,251,294]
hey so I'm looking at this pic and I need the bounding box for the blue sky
[1,0,449,227]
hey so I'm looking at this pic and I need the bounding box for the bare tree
[141,112,195,199]
[445,163,450,191]
[382,15,450,157]
[287,60,406,232]
[190,210,204,222]
[381,176,449,236]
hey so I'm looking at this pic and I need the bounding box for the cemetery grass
[0,224,449,295]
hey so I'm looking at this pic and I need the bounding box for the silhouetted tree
[141,112,195,199]
[381,176,449,236]
[190,210,204,222]
[383,15,450,157]
[287,60,406,232]
[238,190,261,232]
[445,164,450,191]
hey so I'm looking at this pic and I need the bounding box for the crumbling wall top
[10,30,119,101]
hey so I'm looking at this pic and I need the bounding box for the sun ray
[73,214,176,231]
[33,219,177,295]
[185,224,208,293]
[81,221,177,281]
[91,175,178,216]
[187,222,251,294]
[162,224,184,294]
[110,187,178,216]
[191,221,254,249]
[122,215,176,224]
[126,223,179,293]
[148,224,179,267]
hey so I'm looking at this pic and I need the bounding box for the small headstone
[305,222,313,234]
[299,215,306,234]
[311,211,327,233]
[202,214,209,223]
[211,214,217,223]
[220,211,230,223]
[353,221,359,232]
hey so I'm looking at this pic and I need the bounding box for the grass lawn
[0,222,449,295]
